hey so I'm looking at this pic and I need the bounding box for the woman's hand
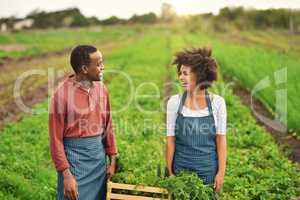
[167,169,175,177]
[213,172,224,193]
[63,169,78,200]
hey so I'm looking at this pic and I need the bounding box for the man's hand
[107,155,117,180]
[63,169,78,200]
[107,163,116,180]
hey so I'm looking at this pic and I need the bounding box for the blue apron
[57,135,107,200]
[173,89,218,185]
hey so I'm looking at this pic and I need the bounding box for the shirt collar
[67,74,96,92]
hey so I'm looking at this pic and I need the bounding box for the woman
[166,47,227,194]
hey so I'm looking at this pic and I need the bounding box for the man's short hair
[70,45,98,73]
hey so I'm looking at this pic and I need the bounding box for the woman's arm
[165,96,178,176]
[214,96,227,192]
[166,136,176,176]
[214,134,227,192]
[216,135,227,174]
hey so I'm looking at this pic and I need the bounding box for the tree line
[0,6,299,32]
[0,8,157,30]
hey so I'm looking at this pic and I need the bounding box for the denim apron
[57,135,107,200]
[173,89,218,185]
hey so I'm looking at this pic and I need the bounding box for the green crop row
[0,28,299,200]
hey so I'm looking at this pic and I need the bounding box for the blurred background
[0,1,300,199]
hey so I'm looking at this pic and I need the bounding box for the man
[49,45,117,200]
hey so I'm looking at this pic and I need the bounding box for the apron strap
[205,89,213,116]
[177,91,187,115]
[177,90,213,116]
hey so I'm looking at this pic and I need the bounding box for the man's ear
[81,65,88,74]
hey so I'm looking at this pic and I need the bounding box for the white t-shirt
[166,93,227,136]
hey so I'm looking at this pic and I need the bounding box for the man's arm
[48,94,70,172]
[101,86,118,179]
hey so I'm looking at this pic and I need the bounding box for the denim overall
[173,90,218,185]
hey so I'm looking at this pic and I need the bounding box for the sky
[1,0,300,19]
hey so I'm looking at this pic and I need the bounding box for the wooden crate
[106,181,171,200]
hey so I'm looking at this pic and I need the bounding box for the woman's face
[178,65,197,92]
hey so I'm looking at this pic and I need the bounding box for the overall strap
[177,91,187,115]
[205,89,213,116]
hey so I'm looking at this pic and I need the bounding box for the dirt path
[224,75,300,165]
[0,48,71,68]
[0,52,69,128]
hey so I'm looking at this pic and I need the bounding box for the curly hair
[70,45,98,73]
[173,47,218,89]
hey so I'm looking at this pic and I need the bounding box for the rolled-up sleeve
[48,94,70,172]
[166,96,179,137]
[216,97,227,135]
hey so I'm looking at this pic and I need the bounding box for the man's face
[84,50,104,81]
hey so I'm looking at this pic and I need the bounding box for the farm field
[1,25,299,136]
[0,26,299,199]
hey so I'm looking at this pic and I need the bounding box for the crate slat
[110,182,169,194]
[107,181,171,200]
[110,193,168,200]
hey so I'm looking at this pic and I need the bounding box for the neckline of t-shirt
[183,105,208,112]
